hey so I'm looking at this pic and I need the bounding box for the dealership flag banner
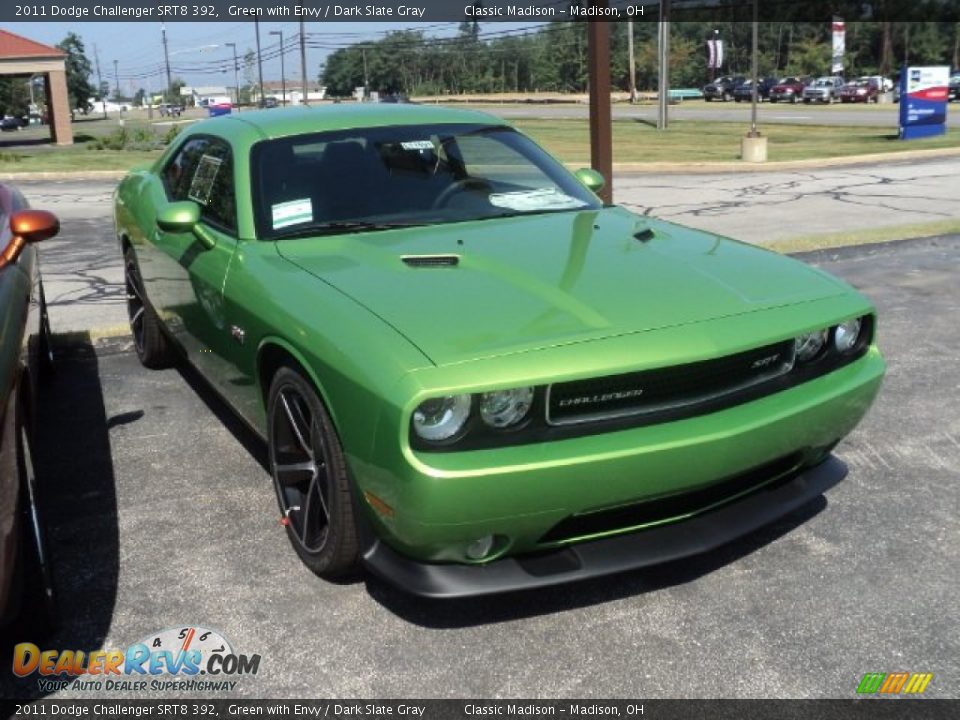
[832,18,846,74]
[706,39,724,69]
[899,65,951,140]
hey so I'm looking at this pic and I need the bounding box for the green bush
[89,124,172,151]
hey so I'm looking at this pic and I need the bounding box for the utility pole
[94,43,106,118]
[627,20,636,103]
[113,59,120,99]
[299,20,308,105]
[362,46,369,96]
[657,0,671,130]
[254,20,265,107]
[270,30,286,106]
[750,0,759,137]
[586,1,612,205]
[161,23,172,102]
[225,42,240,111]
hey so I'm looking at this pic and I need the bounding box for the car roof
[184,104,509,144]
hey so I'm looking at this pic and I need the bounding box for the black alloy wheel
[123,247,173,369]
[268,367,359,578]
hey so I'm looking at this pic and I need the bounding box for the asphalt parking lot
[2,226,957,698]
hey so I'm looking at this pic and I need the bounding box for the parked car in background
[769,76,812,103]
[840,78,881,103]
[733,77,779,102]
[0,183,57,634]
[703,76,746,102]
[0,116,25,131]
[949,73,960,101]
[803,76,846,103]
[260,97,279,109]
[113,105,885,597]
[158,103,184,117]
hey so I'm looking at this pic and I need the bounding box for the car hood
[276,207,850,366]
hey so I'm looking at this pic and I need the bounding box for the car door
[152,135,241,382]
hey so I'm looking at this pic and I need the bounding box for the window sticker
[188,154,223,205]
[400,140,435,151]
[488,188,587,213]
[272,198,313,229]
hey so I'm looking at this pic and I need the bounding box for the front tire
[124,247,174,369]
[267,367,359,579]
[5,395,58,639]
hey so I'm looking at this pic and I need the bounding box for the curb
[607,145,960,174]
[0,169,129,181]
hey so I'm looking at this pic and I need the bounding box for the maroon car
[840,78,880,103]
[768,76,811,103]
[0,184,58,638]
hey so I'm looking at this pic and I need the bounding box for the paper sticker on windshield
[188,155,223,205]
[400,140,435,151]
[272,198,313,229]
[489,188,587,213]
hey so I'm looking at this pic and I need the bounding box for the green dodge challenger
[113,105,884,597]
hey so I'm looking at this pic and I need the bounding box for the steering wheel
[431,178,493,209]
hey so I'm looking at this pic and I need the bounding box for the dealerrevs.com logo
[13,626,261,694]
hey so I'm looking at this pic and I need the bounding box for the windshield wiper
[273,220,424,240]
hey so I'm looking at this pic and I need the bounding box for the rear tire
[267,366,359,580]
[124,247,175,369]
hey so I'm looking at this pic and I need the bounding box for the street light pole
[113,59,120,99]
[225,42,240,111]
[254,20,265,107]
[270,30,286,106]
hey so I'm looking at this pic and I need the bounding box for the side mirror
[2,209,60,268]
[157,200,216,249]
[156,200,200,233]
[575,168,606,195]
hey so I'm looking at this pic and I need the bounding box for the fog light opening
[465,534,507,561]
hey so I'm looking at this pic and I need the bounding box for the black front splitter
[362,456,847,599]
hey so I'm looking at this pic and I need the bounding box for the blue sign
[899,66,950,140]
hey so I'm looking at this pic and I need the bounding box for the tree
[56,32,94,115]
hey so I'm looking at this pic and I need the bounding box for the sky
[4,21,539,94]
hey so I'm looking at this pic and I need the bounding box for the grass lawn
[513,118,960,164]
[1,112,958,173]
[0,113,189,174]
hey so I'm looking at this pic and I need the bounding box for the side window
[164,138,209,201]
[163,136,236,233]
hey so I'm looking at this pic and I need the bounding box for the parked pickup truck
[702,76,746,102]
[803,77,846,104]
[769,77,811,103]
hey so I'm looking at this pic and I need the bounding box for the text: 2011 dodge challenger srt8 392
[113,105,884,597]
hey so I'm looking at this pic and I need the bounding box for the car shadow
[0,336,120,699]
[366,496,827,628]
[174,361,269,473]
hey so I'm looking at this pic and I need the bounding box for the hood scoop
[402,254,460,268]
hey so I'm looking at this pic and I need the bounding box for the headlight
[795,329,828,362]
[834,318,863,354]
[479,387,534,429]
[412,395,472,441]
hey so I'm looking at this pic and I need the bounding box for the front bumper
[363,455,847,598]
[358,346,883,568]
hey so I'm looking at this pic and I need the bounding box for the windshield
[251,123,601,239]
[814,78,833,87]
